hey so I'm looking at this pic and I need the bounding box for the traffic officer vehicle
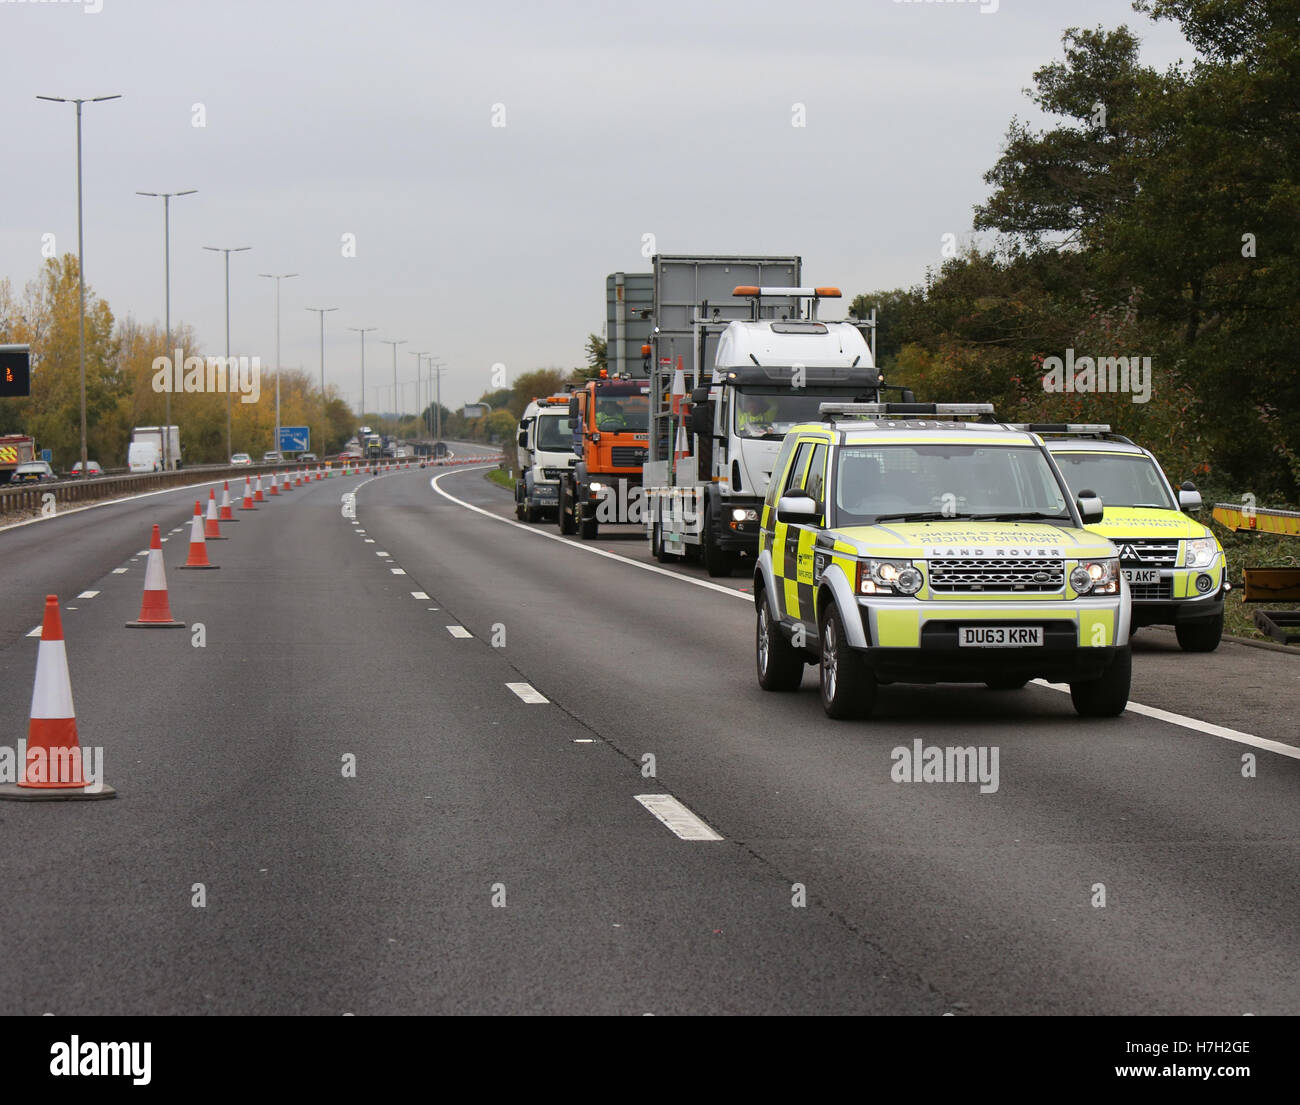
[754,403,1132,719]
[1030,426,1226,651]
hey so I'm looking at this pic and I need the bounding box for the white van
[128,441,162,473]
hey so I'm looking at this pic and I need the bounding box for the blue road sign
[278,426,309,453]
[41,448,52,463]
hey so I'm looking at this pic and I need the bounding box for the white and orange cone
[241,476,256,511]
[254,475,266,503]
[204,490,227,539]
[126,523,186,629]
[179,501,219,569]
[219,480,238,522]
[0,595,116,800]
[269,472,280,496]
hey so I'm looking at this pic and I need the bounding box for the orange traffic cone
[0,595,116,800]
[254,475,266,502]
[204,490,227,539]
[241,477,256,511]
[219,480,238,522]
[179,501,219,569]
[126,524,185,628]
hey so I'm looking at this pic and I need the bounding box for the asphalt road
[1,448,1297,1015]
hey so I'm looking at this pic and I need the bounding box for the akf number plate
[1122,568,1158,584]
[958,626,1043,647]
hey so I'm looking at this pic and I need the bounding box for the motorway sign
[40,448,52,463]
[278,426,309,453]
[0,344,31,397]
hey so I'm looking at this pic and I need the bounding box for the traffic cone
[242,477,257,510]
[178,501,219,569]
[0,595,116,800]
[296,470,303,486]
[254,475,266,502]
[126,524,185,629]
[204,490,227,539]
[219,480,238,522]
[270,473,280,496]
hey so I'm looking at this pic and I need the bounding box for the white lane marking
[364,539,375,544]
[411,591,430,600]
[573,738,594,744]
[391,568,406,575]
[112,567,128,574]
[1033,679,1300,761]
[446,625,473,638]
[27,625,42,638]
[136,549,148,555]
[506,682,549,704]
[76,590,99,599]
[376,551,389,557]
[170,528,183,534]
[429,467,750,603]
[635,794,723,841]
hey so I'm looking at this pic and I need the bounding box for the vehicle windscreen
[832,444,1071,526]
[591,394,648,432]
[1051,451,1176,509]
[535,414,572,451]
[734,389,844,439]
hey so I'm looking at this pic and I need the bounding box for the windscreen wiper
[872,511,977,523]
[968,511,1071,521]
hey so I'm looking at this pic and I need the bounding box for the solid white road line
[411,591,430,600]
[635,794,723,841]
[506,682,549,704]
[76,590,99,599]
[446,625,473,638]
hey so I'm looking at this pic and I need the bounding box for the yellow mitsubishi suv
[1032,427,1226,651]
[754,404,1132,719]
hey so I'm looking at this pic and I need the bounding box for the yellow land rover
[754,404,1132,719]
[1035,428,1226,651]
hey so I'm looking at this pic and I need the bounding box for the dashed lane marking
[76,591,99,599]
[26,625,42,638]
[506,682,549,704]
[411,591,430,600]
[635,794,723,841]
[446,625,473,638]
[391,568,406,575]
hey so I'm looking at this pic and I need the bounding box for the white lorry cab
[645,285,910,576]
[515,394,576,522]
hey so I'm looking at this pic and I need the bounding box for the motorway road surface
[1,445,1297,1015]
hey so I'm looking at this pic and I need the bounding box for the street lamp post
[38,94,121,478]
[306,307,337,457]
[259,272,298,456]
[429,363,448,445]
[381,338,405,437]
[348,327,376,429]
[137,189,198,471]
[203,245,251,461]
[409,351,428,443]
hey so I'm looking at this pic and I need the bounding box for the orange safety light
[814,286,842,298]
[732,285,760,297]
[599,368,608,378]
[640,344,652,356]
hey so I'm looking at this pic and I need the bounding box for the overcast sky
[4,0,1195,414]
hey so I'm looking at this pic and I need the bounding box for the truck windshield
[592,395,648,432]
[535,415,571,451]
[833,444,1071,526]
[734,390,841,439]
[1050,451,1176,510]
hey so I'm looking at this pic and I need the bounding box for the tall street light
[137,188,198,470]
[259,272,298,455]
[348,326,376,427]
[430,362,448,444]
[381,338,405,436]
[38,93,121,478]
[409,350,428,439]
[306,306,337,457]
[203,245,251,461]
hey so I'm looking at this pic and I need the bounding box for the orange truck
[0,434,36,484]
[556,373,651,539]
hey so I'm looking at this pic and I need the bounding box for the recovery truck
[0,434,36,484]
[515,394,576,522]
[555,374,651,539]
[636,257,906,576]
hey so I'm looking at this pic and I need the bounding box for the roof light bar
[1006,423,1113,434]
[732,286,841,299]
[819,402,995,419]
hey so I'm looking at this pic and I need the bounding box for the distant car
[299,452,317,463]
[230,453,252,466]
[12,460,57,483]
[262,451,284,464]
[71,461,103,477]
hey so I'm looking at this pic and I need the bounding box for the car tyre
[1069,647,1131,717]
[819,605,875,719]
[1175,613,1223,653]
[757,596,804,691]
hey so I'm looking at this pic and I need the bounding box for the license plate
[958,626,1043,647]
[533,486,558,500]
[1123,568,1158,584]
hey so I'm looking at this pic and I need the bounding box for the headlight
[1072,558,1119,595]
[731,508,759,522]
[857,558,922,595]
[589,481,605,492]
[1186,537,1217,568]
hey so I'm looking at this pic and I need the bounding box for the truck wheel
[757,598,804,691]
[558,483,575,535]
[1069,647,1131,718]
[703,533,733,577]
[579,509,598,540]
[819,606,875,719]
[1175,613,1223,652]
[525,504,541,523]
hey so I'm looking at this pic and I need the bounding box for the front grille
[542,467,564,479]
[611,447,647,468]
[1129,578,1173,600]
[928,558,1064,592]
[1114,538,1178,567]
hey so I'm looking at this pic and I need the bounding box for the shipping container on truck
[131,425,182,469]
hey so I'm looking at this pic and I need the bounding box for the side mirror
[517,431,528,447]
[690,386,711,404]
[777,493,819,524]
[1076,489,1104,525]
[690,402,714,438]
[568,397,580,421]
[1179,481,1202,512]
